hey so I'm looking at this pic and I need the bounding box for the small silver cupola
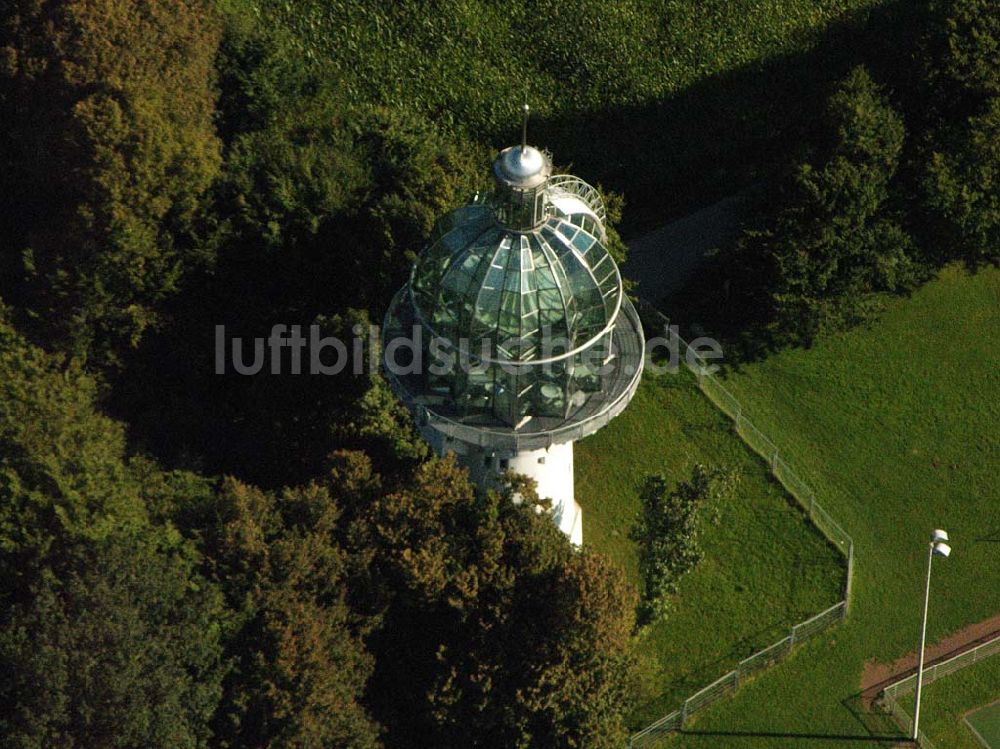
[492,104,551,230]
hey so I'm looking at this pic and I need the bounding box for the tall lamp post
[912,529,951,741]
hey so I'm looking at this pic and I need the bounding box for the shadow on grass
[519,0,930,240]
[638,622,815,709]
[841,690,908,741]
[679,730,906,743]
[110,0,931,491]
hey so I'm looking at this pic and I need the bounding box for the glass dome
[383,144,644,443]
[409,203,621,362]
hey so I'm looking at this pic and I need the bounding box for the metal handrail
[546,174,608,225]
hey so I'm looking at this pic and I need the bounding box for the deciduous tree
[196,477,380,749]
[924,99,1000,265]
[0,315,226,748]
[631,464,737,622]
[353,457,638,748]
[0,0,222,367]
[729,67,917,345]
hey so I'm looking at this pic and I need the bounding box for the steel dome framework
[384,140,643,449]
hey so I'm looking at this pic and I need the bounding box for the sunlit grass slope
[576,369,844,727]
[660,264,1000,747]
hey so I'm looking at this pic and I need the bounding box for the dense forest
[0,0,996,746]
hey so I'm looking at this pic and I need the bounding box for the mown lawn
[898,655,1000,749]
[657,264,1000,748]
[575,368,844,728]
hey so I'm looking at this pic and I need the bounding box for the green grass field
[968,702,1000,749]
[651,264,1000,747]
[895,654,1000,749]
[575,368,844,728]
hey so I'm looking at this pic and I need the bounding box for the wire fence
[878,633,1000,749]
[628,302,855,748]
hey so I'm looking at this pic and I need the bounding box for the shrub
[924,98,1000,265]
[727,66,918,346]
[631,464,738,623]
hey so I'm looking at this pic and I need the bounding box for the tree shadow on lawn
[644,621,812,712]
[586,0,938,366]
[679,730,904,743]
[108,0,929,493]
[664,685,907,743]
[525,0,927,238]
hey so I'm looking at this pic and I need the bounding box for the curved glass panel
[410,204,621,365]
[391,172,633,429]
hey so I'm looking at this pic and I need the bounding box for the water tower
[383,109,644,544]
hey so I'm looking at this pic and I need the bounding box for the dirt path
[860,613,1000,706]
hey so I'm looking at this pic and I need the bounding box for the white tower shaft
[422,430,582,545]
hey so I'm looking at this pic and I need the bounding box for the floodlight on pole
[912,529,951,741]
